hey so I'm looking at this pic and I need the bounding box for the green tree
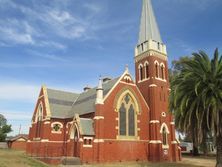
[0,114,12,142]
[170,56,200,155]
[170,49,222,166]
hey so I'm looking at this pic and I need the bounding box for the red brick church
[26,0,181,164]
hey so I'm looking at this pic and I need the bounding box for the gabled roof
[67,77,120,117]
[47,88,79,118]
[47,77,120,119]
[7,134,28,142]
[138,0,162,44]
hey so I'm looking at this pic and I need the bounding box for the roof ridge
[47,88,79,95]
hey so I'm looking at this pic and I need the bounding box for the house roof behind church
[48,77,120,119]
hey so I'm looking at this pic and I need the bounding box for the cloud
[0,83,39,102]
[0,19,34,45]
[26,49,68,62]
[83,3,102,13]
[0,110,32,121]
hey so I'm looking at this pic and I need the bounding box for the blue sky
[0,0,221,136]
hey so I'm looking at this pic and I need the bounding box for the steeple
[138,0,162,44]
[95,76,104,105]
[135,0,167,57]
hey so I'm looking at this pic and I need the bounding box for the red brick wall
[10,141,27,150]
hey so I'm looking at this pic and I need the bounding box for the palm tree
[170,49,222,166]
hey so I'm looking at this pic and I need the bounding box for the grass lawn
[0,149,216,167]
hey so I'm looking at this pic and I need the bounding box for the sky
[0,0,222,136]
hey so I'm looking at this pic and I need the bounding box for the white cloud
[83,3,102,13]
[0,110,32,121]
[0,83,39,102]
[0,19,34,45]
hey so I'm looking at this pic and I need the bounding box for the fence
[0,142,8,149]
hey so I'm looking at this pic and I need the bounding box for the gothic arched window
[144,62,149,79]
[36,103,43,138]
[162,127,167,146]
[139,65,143,81]
[118,93,138,138]
[119,103,126,135]
[154,61,159,78]
[160,63,165,80]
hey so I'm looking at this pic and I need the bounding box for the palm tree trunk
[192,129,199,156]
[216,133,222,167]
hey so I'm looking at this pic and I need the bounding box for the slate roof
[47,88,79,118]
[138,0,162,44]
[47,77,119,119]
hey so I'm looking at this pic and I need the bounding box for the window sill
[116,135,139,141]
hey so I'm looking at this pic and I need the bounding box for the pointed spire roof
[138,0,162,45]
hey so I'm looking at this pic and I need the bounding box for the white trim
[79,138,83,142]
[93,116,104,120]
[51,122,63,128]
[171,141,178,144]
[51,131,62,134]
[103,70,130,101]
[161,112,166,117]
[149,140,162,144]
[149,84,157,87]
[41,139,49,142]
[144,61,149,66]
[83,137,93,140]
[170,122,175,125]
[120,81,136,86]
[150,120,160,124]
[44,121,50,124]
[162,145,169,149]
[154,60,160,65]
[138,63,143,69]
[94,139,104,143]
[83,145,92,148]
[137,77,150,83]
[160,62,165,68]
[155,77,167,82]
[123,75,132,81]
[160,123,170,134]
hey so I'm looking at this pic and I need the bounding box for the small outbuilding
[7,134,28,151]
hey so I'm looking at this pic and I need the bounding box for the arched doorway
[73,128,79,157]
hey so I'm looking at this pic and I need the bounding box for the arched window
[139,65,143,81]
[128,104,135,136]
[119,103,126,135]
[118,93,138,138]
[155,63,159,78]
[160,123,169,147]
[160,63,165,79]
[162,127,167,146]
[35,103,43,122]
[144,62,149,79]
[36,103,43,138]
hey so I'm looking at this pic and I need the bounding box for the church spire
[138,0,162,45]
[135,0,166,57]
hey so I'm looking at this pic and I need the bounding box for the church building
[26,0,181,164]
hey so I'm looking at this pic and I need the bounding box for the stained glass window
[118,93,137,137]
[119,103,126,135]
[128,104,135,136]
